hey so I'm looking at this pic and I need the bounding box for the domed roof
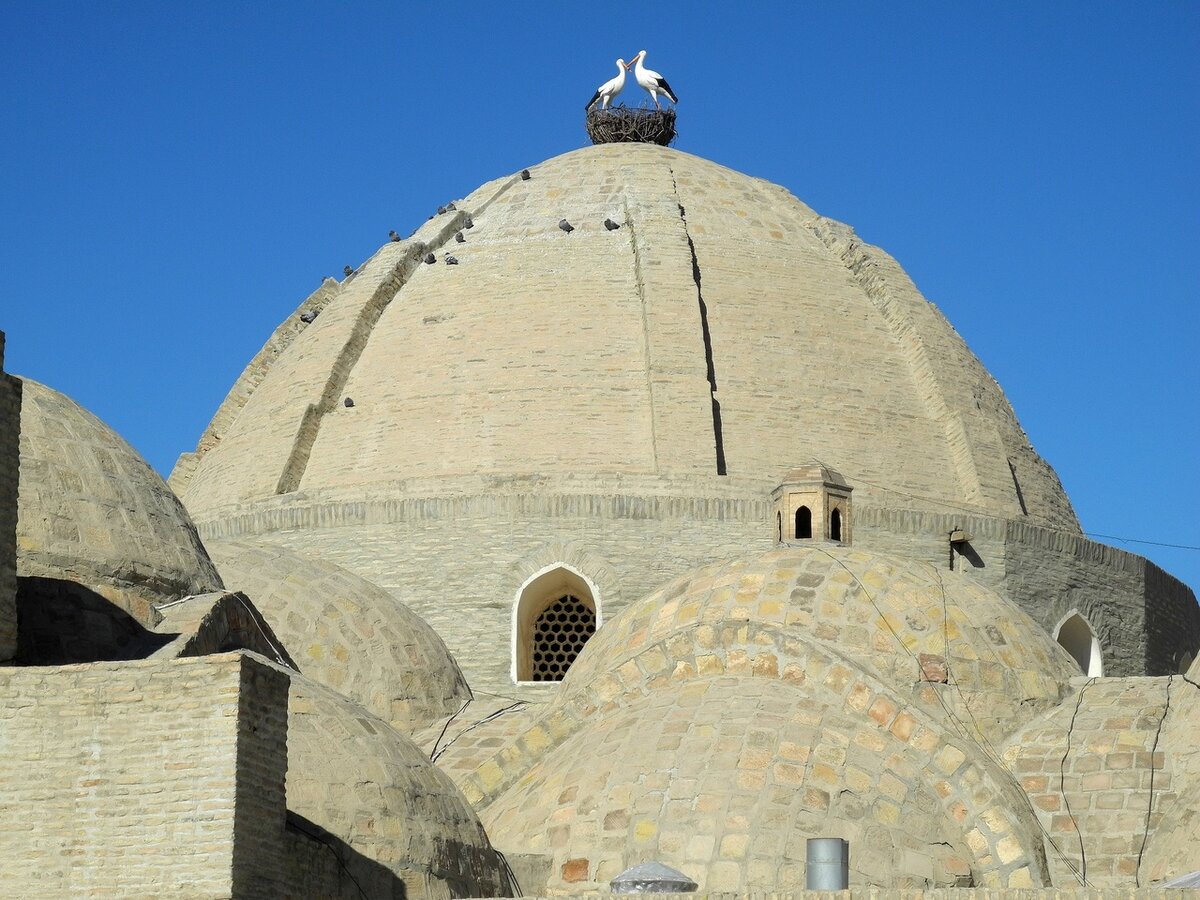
[208,540,470,733]
[286,673,512,897]
[564,546,1076,740]
[17,378,222,622]
[482,679,1044,891]
[442,546,1069,889]
[174,143,1076,532]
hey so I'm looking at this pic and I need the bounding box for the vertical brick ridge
[0,331,18,661]
[170,278,343,494]
[274,250,421,494]
[272,178,516,496]
[231,653,292,897]
[808,216,985,505]
[622,194,659,472]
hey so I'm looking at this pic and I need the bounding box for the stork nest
[586,106,676,146]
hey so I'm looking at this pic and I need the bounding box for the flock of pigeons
[586,50,677,112]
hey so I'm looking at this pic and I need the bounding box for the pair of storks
[585,50,677,112]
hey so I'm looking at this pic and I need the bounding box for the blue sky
[3,2,1197,591]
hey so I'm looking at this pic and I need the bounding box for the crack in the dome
[669,167,726,476]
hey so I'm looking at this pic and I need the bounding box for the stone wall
[194,482,1196,696]
[0,653,292,897]
[1001,677,1175,887]
[857,507,1198,679]
[0,332,18,661]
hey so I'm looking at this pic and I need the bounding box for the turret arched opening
[795,506,812,540]
[1053,611,1103,676]
[513,564,600,683]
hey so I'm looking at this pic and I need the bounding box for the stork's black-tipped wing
[585,89,601,111]
[657,77,678,104]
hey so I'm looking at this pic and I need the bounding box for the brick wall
[0,653,290,897]
[1001,677,1174,886]
[0,331,19,661]
[195,485,1196,697]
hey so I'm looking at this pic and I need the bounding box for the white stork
[628,50,678,109]
[585,59,629,112]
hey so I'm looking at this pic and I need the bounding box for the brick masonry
[171,145,1197,696]
[0,653,290,898]
[0,331,19,661]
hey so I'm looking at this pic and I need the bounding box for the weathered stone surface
[0,653,290,898]
[0,333,18,661]
[16,377,222,626]
[208,539,471,734]
[172,144,1195,698]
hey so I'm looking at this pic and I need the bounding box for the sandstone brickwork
[1004,668,1200,888]
[0,653,290,898]
[172,144,1196,699]
[208,539,471,734]
[17,378,222,625]
[0,332,19,661]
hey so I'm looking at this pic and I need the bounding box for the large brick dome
[169,144,1195,695]
[173,144,1074,529]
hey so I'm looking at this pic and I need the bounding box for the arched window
[830,508,842,542]
[1053,612,1103,676]
[777,511,782,542]
[795,506,812,540]
[513,565,599,682]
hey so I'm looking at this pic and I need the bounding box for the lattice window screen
[531,594,596,681]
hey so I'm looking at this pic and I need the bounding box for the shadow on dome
[15,576,177,664]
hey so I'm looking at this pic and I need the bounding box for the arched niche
[1053,611,1103,677]
[830,507,842,542]
[512,564,600,683]
[795,506,812,540]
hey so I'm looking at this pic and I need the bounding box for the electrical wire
[828,464,1199,553]
[431,701,528,764]
[812,545,1090,886]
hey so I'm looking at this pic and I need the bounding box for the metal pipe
[806,837,849,890]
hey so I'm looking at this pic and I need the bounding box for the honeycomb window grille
[531,594,596,681]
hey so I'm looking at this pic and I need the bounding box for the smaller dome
[566,547,1075,739]
[483,679,1044,890]
[16,378,221,625]
[777,462,851,488]
[287,674,513,897]
[209,541,470,734]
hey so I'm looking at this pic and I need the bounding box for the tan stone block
[561,858,589,883]
[965,827,988,854]
[934,745,967,775]
[846,682,872,711]
[706,860,742,891]
[773,762,804,785]
[633,820,657,842]
[1007,865,1034,888]
[889,711,916,742]
[750,653,778,677]
[874,800,900,824]
[804,787,830,811]
[867,696,898,727]
[1033,794,1060,812]
[996,835,1024,864]
[719,833,749,859]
